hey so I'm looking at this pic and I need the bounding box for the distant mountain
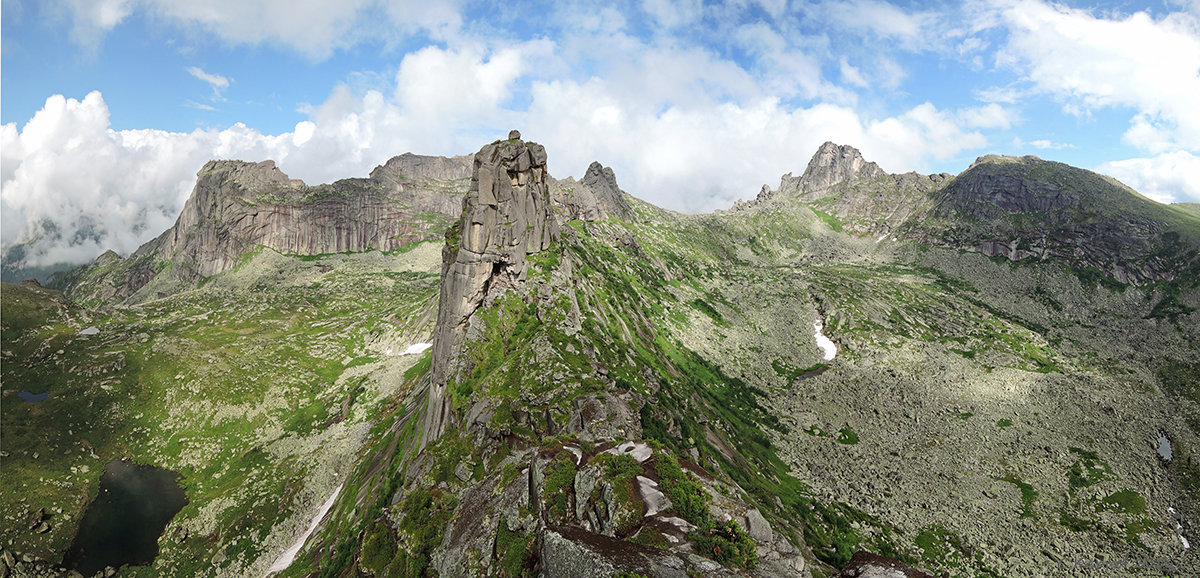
[740,142,1200,286]
[49,153,473,308]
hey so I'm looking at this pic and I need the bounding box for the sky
[2,0,1200,267]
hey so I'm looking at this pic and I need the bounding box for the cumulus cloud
[526,76,990,212]
[4,35,1003,267]
[0,42,549,267]
[53,0,464,59]
[2,92,214,265]
[186,66,230,100]
[996,0,1200,151]
[1096,151,1200,204]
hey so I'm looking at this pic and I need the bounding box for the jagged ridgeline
[2,131,1198,578]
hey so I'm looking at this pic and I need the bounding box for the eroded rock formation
[555,161,633,222]
[56,153,471,305]
[779,141,888,199]
[424,131,559,444]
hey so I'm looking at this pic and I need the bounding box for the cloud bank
[7,0,1199,268]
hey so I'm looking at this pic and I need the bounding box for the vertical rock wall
[423,131,558,445]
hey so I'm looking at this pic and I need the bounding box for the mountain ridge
[5,135,1197,577]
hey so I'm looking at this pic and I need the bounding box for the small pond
[1158,433,1173,462]
[63,460,188,576]
[18,391,49,402]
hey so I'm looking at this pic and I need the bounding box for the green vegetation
[358,521,396,575]
[1099,490,1146,515]
[654,452,710,526]
[542,451,578,522]
[495,521,533,577]
[1067,447,1114,488]
[809,207,844,232]
[836,427,859,445]
[392,488,459,576]
[0,246,441,574]
[691,519,757,568]
[997,474,1038,518]
[689,298,728,327]
[772,360,826,381]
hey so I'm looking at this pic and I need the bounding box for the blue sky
[3,0,1199,266]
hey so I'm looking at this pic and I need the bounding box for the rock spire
[423,131,559,444]
[778,142,886,199]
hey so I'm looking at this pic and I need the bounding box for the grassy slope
[5,162,1197,577]
[1,243,442,576]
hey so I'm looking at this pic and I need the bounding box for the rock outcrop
[151,158,468,283]
[555,161,633,222]
[424,131,559,445]
[761,143,1198,284]
[779,142,888,199]
[834,551,934,578]
[922,155,1198,284]
[765,142,945,237]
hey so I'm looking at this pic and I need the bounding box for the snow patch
[875,233,889,243]
[267,483,343,574]
[814,318,838,361]
[402,342,432,355]
[79,326,100,336]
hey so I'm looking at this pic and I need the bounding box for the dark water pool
[62,460,188,576]
[18,390,49,402]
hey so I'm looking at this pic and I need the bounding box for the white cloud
[1097,151,1200,204]
[53,0,465,59]
[959,103,1013,130]
[4,43,1002,267]
[839,58,869,88]
[56,0,134,47]
[526,74,990,212]
[2,92,213,265]
[822,0,939,48]
[1011,137,1073,150]
[641,0,704,29]
[382,0,463,41]
[997,0,1200,152]
[0,42,545,266]
[186,66,230,100]
[975,84,1024,105]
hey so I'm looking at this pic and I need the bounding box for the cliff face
[923,155,1200,284]
[779,141,888,199]
[59,154,472,305]
[424,131,559,444]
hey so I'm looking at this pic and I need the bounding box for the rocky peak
[555,161,633,222]
[424,131,559,444]
[200,159,306,191]
[801,142,886,194]
[369,152,475,185]
[776,142,887,200]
